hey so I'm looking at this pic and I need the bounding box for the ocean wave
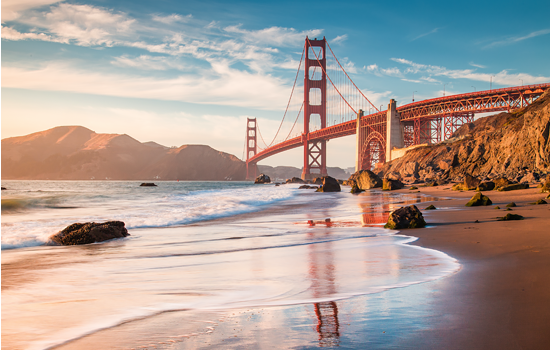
[1,182,300,250]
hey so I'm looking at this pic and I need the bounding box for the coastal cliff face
[1,126,246,180]
[380,90,550,182]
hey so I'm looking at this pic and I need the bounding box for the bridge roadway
[247,83,550,165]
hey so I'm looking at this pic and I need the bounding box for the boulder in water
[316,176,341,192]
[286,177,305,184]
[140,183,157,187]
[254,173,271,184]
[48,221,129,245]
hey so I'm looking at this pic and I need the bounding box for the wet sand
[164,185,550,349]
[405,185,550,349]
[19,185,550,349]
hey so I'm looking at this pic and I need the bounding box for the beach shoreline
[151,185,550,350]
[4,183,550,349]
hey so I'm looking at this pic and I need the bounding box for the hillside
[380,90,550,182]
[1,126,246,180]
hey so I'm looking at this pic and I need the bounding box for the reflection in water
[308,235,340,347]
[358,192,440,226]
[314,301,340,347]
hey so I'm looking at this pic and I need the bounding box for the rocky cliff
[380,90,550,183]
[2,126,246,180]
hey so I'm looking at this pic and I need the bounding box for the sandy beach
[33,184,548,350]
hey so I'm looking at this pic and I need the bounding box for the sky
[2,0,550,168]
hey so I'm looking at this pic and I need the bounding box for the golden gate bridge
[244,37,550,180]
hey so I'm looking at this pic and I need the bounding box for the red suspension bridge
[245,37,550,180]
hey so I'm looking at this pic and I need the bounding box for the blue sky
[2,0,550,168]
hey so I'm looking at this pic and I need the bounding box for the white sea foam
[1,181,299,249]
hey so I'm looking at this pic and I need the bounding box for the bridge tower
[246,117,257,180]
[301,37,328,180]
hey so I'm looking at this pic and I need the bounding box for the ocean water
[1,181,459,349]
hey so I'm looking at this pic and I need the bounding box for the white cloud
[1,62,292,110]
[224,25,322,47]
[331,34,348,44]
[485,28,550,48]
[42,4,136,46]
[152,14,192,24]
[1,25,67,43]
[1,0,62,22]
[390,57,550,85]
[469,62,486,69]
[380,67,403,77]
[111,55,188,71]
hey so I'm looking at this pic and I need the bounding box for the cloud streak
[411,27,439,41]
[484,28,550,48]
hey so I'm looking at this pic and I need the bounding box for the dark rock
[286,177,305,184]
[140,183,157,187]
[506,208,512,211]
[426,181,439,187]
[1,187,6,190]
[541,176,550,193]
[493,177,512,189]
[495,206,501,209]
[531,199,547,205]
[48,221,129,245]
[425,204,437,210]
[506,202,517,207]
[520,172,538,183]
[384,205,426,229]
[464,173,481,190]
[311,177,324,185]
[382,178,404,191]
[409,186,418,190]
[316,176,341,192]
[299,185,317,189]
[466,192,492,206]
[452,183,468,191]
[498,183,529,191]
[254,173,271,184]
[497,213,524,221]
[477,181,495,191]
[350,185,363,194]
[348,170,382,190]
[385,171,401,181]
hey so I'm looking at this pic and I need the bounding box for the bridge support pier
[301,37,328,180]
[385,99,403,162]
[245,118,258,180]
[355,110,364,173]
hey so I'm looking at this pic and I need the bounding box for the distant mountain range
[257,165,351,180]
[1,126,246,180]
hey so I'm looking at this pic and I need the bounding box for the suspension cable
[255,119,269,150]
[306,38,357,115]
[283,102,304,141]
[262,46,305,148]
[326,41,379,112]
[307,38,381,135]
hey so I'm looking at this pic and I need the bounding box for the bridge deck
[248,83,550,164]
